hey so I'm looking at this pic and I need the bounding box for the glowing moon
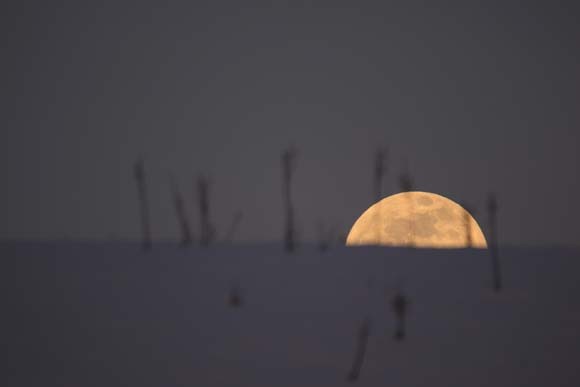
[346,191,487,248]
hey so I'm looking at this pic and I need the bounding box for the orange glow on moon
[346,191,487,248]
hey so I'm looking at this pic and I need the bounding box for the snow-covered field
[2,242,580,387]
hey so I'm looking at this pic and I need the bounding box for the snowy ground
[2,241,580,387]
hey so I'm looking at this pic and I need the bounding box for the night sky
[1,1,579,245]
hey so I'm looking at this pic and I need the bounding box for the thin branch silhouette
[398,167,415,247]
[316,222,336,252]
[133,159,151,250]
[346,317,371,382]
[461,202,474,248]
[197,176,215,247]
[228,282,243,308]
[225,211,243,243]
[373,148,388,202]
[372,148,388,243]
[392,290,409,340]
[170,176,192,247]
[487,193,502,291]
[281,148,297,252]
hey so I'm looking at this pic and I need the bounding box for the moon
[346,191,487,248]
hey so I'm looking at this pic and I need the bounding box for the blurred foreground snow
[2,242,579,387]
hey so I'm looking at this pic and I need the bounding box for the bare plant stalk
[461,202,473,248]
[346,317,371,382]
[317,222,335,252]
[282,149,296,252]
[487,193,502,291]
[374,148,388,202]
[392,291,408,340]
[398,172,413,193]
[225,211,243,243]
[134,160,151,250]
[465,211,473,247]
[399,171,414,247]
[372,149,387,244]
[197,176,215,247]
[170,177,192,247]
[228,282,243,308]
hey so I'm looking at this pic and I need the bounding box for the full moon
[346,191,487,248]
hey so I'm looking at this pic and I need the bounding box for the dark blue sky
[1,1,578,245]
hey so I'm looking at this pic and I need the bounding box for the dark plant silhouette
[228,283,243,308]
[346,317,371,382]
[316,222,336,252]
[197,176,215,247]
[133,159,151,250]
[398,169,415,247]
[398,171,413,192]
[373,148,388,202]
[460,202,474,248]
[487,193,502,291]
[281,148,297,252]
[371,148,388,243]
[170,176,192,247]
[225,211,243,243]
[392,291,408,340]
